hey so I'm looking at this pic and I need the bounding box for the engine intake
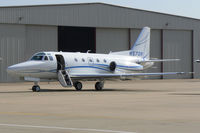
[109,61,116,72]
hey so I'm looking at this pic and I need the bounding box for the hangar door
[163,30,193,79]
[58,26,95,53]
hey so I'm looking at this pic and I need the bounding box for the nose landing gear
[32,82,40,92]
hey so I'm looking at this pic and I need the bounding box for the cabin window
[44,56,48,61]
[89,59,93,62]
[49,56,53,61]
[96,59,100,62]
[82,58,85,62]
[103,59,107,63]
[74,58,78,62]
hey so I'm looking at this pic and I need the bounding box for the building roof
[0,2,199,21]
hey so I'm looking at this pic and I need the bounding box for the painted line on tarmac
[0,123,136,133]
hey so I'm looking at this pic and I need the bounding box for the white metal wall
[163,30,193,79]
[96,28,129,53]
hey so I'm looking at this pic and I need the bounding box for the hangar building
[0,3,200,82]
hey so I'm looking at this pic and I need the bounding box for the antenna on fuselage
[87,50,91,53]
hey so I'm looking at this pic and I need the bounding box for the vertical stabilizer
[130,27,150,59]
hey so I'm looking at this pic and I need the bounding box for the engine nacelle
[143,62,154,69]
[109,61,117,72]
[109,61,143,72]
[117,62,143,71]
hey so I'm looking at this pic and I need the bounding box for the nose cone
[7,62,31,76]
[7,64,19,76]
[7,61,45,77]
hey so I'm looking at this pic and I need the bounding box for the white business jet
[7,27,183,92]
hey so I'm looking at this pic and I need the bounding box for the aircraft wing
[70,72,189,79]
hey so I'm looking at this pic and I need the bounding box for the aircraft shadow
[37,88,170,92]
[0,91,32,94]
[169,93,200,96]
[0,89,171,93]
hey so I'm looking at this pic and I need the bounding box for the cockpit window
[30,52,45,61]
[31,55,43,60]
[49,56,53,61]
[44,56,48,61]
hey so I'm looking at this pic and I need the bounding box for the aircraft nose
[7,65,18,75]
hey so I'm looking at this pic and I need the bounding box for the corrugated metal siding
[0,4,199,29]
[96,28,129,53]
[0,24,25,82]
[0,24,57,82]
[131,29,162,79]
[163,30,193,79]
[25,25,57,60]
[130,29,140,47]
[193,29,200,78]
[146,30,162,79]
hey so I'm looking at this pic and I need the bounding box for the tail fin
[109,27,150,58]
[129,27,150,59]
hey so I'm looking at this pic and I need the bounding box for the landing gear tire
[74,82,82,91]
[32,85,40,92]
[95,82,104,91]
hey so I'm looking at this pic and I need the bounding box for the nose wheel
[32,85,40,92]
[32,82,40,92]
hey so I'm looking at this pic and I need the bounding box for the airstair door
[55,55,73,87]
[55,55,65,71]
[58,70,73,87]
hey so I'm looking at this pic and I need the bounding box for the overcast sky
[0,0,199,19]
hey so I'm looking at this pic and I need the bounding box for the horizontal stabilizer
[195,60,200,63]
[140,59,180,63]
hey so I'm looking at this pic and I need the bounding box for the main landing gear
[32,82,40,92]
[73,81,104,91]
[95,81,104,91]
[74,81,83,91]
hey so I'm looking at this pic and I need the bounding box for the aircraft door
[55,55,65,71]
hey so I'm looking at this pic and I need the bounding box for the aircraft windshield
[30,53,45,61]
